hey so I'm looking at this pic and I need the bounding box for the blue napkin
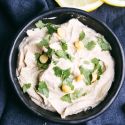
[0,0,125,125]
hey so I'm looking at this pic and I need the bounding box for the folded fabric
[0,0,125,125]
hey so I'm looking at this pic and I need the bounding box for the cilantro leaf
[55,50,73,61]
[60,40,68,51]
[97,36,111,51]
[45,23,58,35]
[45,47,53,57]
[85,41,96,50]
[61,94,72,103]
[63,78,74,90]
[35,20,45,28]
[38,81,49,98]
[35,20,58,34]
[91,58,104,79]
[79,66,92,85]
[66,53,74,61]
[22,83,31,93]
[79,31,85,41]
[71,89,86,100]
[53,66,62,78]
[91,58,99,65]
[38,35,50,47]
[62,69,70,80]
[53,66,70,80]
[55,50,67,58]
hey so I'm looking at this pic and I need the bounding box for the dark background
[0,0,125,125]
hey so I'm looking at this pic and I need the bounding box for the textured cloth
[0,0,125,125]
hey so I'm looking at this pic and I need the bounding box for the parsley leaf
[55,50,73,61]
[35,20,58,34]
[22,83,31,93]
[62,69,71,80]
[55,50,67,58]
[52,60,58,65]
[61,89,86,102]
[45,47,53,58]
[35,20,44,28]
[79,66,92,85]
[91,58,104,79]
[60,40,68,51]
[38,81,49,98]
[53,66,62,77]
[53,66,70,80]
[97,36,111,51]
[66,53,74,61]
[38,35,50,47]
[63,78,74,90]
[45,23,58,35]
[61,94,72,103]
[79,31,85,41]
[71,89,86,100]
[91,58,99,65]
[85,41,96,50]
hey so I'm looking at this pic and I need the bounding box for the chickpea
[61,84,71,93]
[75,75,83,82]
[39,54,48,64]
[74,41,84,50]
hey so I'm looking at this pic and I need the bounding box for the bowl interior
[9,8,124,124]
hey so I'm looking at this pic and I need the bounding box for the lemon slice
[102,0,125,7]
[55,0,103,12]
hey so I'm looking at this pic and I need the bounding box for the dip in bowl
[9,8,125,124]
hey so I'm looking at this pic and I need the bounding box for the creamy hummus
[17,19,114,118]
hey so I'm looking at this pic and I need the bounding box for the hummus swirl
[17,19,114,118]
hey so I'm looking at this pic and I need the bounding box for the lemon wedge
[102,0,125,7]
[55,0,103,12]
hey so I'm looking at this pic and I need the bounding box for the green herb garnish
[61,94,72,103]
[53,66,70,80]
[85,41,96,50]
[97,36,111,51]
[35,20,58,35]
[79,66,92,85]
[45,23,58,35]
[38,81,49,98]
[66,53,74,61]
[63,78,74,90]
[38,35,50,47]
[55,50,73,61]
[55,50,66,58]
[35,20,44,28]
[22,83,31,93]
[71,89,86,100]
[61,89,86,103]
[79,31,85,41]
[60,40,68,51]
[45,47,54,57]
[52,60,58,65]
[35,53,49,70]
[91,58,99,65]
[91,58,105,79]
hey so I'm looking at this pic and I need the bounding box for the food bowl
[9,8,125,124]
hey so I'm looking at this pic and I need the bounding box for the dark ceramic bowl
[9,8,125,124]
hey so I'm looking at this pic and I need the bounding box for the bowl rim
[9,7,125,124]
